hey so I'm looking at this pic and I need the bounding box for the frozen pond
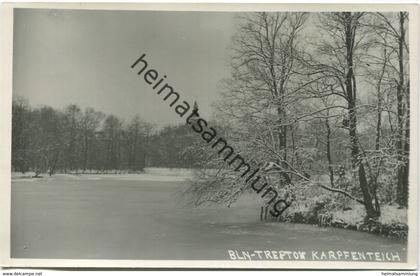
[11,173,407,261]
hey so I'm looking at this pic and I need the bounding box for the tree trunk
[325,118,334,187]
[358,163,378,218]
[276,107,291,185]
[396,12,408,207]
[343,12,379,219]
[49,149,60,176]
[83,134,89,172]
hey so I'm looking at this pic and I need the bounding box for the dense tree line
[11,98,201,176]
[185,12,410,220]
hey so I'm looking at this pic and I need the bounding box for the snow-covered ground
[11,167,194,182]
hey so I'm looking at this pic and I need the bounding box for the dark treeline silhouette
[11,96,201,176]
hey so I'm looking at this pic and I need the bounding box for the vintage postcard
[0,3,418,269]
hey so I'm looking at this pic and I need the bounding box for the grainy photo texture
[2,5,418,269]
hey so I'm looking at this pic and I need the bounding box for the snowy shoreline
[11,167,195,182]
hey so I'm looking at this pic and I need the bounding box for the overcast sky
[13,9,237,126]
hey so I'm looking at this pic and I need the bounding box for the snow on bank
[12,168,194,182]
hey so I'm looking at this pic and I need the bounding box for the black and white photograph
[0,3,418,270]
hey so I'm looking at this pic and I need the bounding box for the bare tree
[298,12,384,219]
[80,108,104,172]
[12,96,31,173]
[184,12,311,210]
[378,12,410,207]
